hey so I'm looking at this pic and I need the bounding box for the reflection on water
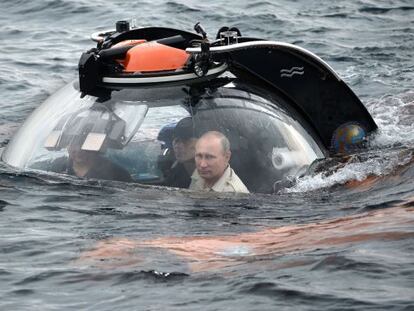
[80,201,414,273]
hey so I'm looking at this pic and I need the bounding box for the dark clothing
[35,156,132,182]
[163,161,193,188]
[66,157,132,182]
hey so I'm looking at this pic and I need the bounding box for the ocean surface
[1,0,414,310]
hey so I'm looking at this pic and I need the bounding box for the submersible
[1,21,377,193]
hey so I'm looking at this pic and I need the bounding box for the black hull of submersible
[212,44,378,153]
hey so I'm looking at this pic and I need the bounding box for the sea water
[0,1,413,310]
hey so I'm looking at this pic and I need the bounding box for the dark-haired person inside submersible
[43,140,132,182]
[162,117,198,188]
[65,143,132,182]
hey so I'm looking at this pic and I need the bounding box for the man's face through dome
[194,132,231,185]
[172,137,197,163]
[67,144,96,165]
[171,117,197,163]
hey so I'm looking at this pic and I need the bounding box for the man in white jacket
[189,131,249,193]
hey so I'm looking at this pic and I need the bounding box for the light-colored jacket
[189,166,249,193]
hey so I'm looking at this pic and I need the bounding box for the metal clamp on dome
[216,26,242,45]
[191,23,211,77]
[191,41,211,77]
[78,51,112,99]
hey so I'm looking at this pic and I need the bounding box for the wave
[359,6,414,14]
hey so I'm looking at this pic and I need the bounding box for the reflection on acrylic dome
[331,123,367,154]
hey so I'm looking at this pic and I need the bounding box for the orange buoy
[123,42,190,72]
[111,40,147,66]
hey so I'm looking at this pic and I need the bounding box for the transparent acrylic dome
[2,79,325,193]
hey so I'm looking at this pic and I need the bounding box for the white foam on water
[285,92,414,193]
[216,245,252,257]
[368,92,414,148]
[286,145,413,193]
[285,159,383,193]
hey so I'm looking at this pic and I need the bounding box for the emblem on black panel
[280,67,304,78]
